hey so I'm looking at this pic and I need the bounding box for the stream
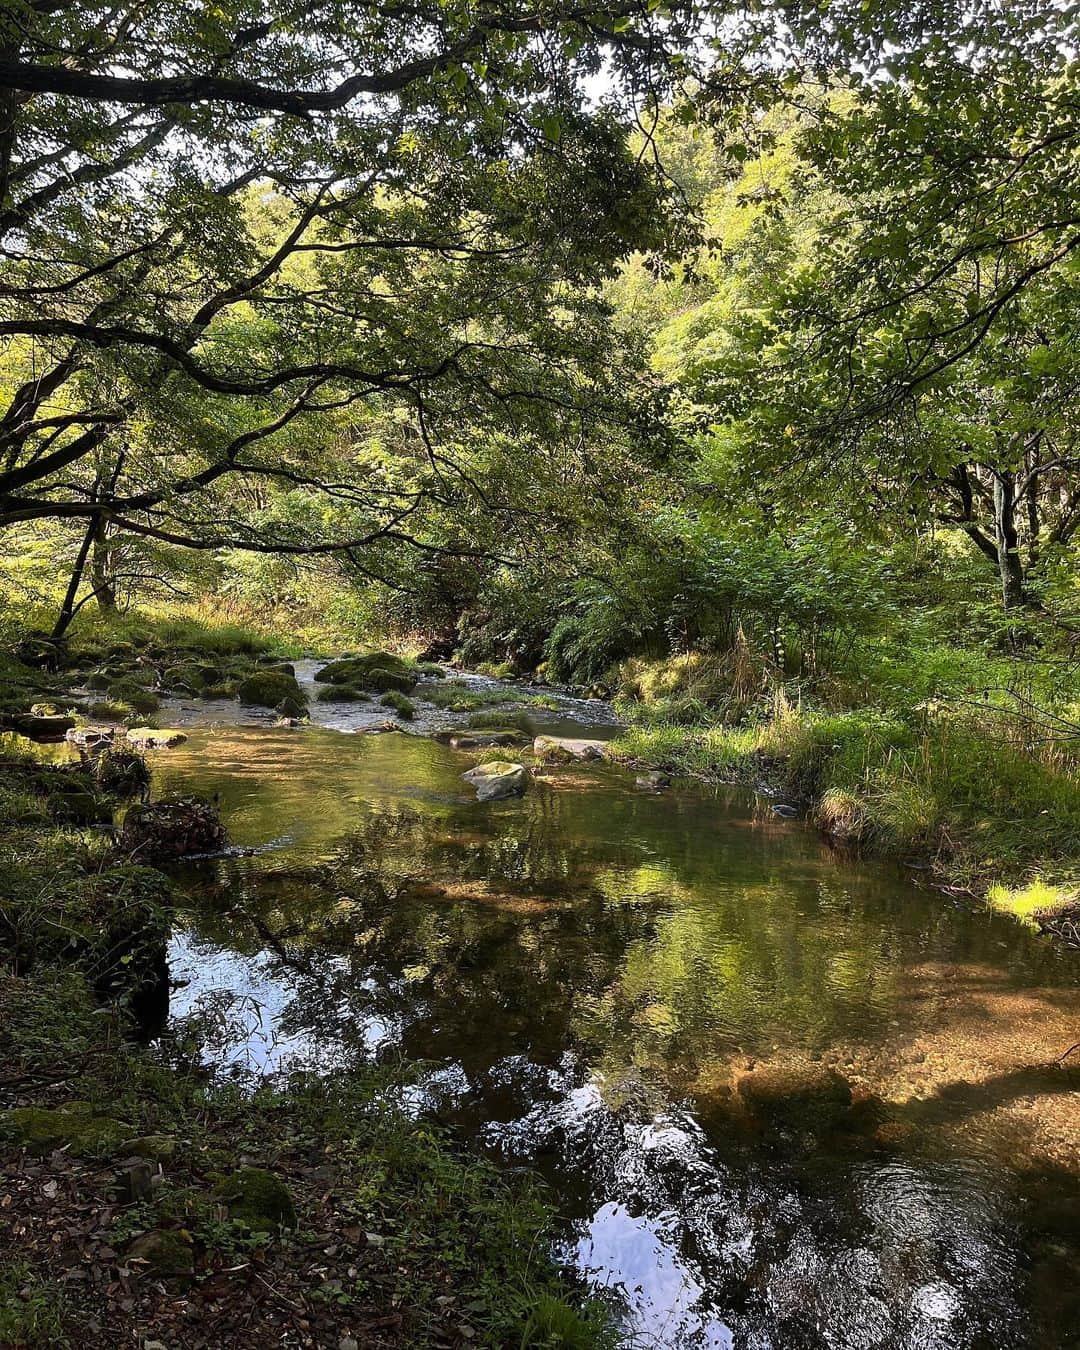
[138,671,1078,1349]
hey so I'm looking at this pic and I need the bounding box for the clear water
[146,720,1080,1350]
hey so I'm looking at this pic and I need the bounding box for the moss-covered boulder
[213,1167,297,1231]
[121,796,226,860]
[162,663,217,693]
[106,679,160,714]
[1,1101,129,1157]
[236,670,306,709]
[314,653,417,694]
[128,1227,195,1278]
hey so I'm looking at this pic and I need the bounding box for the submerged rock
[532,734,607,762]
[734,1064,853,1130]
[214,1166,297,1230]
[125,727,188,749]
[463,760,529,802]
[450,731,525,750]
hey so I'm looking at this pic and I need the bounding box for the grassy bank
[0,748,610,1348]
[612,672,1080,933]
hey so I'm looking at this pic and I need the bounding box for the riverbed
[141,680,1079,1349]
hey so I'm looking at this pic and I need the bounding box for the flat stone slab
[532,735,608,762]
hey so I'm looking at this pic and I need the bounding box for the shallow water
[146,718,1080,1350]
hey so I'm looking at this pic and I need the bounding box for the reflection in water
[149,726,1080,1349]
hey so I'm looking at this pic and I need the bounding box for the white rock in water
[462,760,530,801]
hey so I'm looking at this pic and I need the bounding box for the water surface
[149,723,1080,1350]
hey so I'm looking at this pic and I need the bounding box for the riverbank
[0,706,612,1346]
[610,699,1080,939]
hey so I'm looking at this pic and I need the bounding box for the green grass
[0,1261,69,1347]
[612,700,1080,901]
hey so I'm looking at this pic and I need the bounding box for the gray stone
[462,760,529,802]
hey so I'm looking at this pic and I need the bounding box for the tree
[0,0,732,633]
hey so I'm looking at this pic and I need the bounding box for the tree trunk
[91,516,117,612]
[51,514,98,641]
[992,472,1028,611]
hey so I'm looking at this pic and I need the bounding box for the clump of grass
[0,1261,69,1346]
[379,691,415,719]
[987,878,1076,925]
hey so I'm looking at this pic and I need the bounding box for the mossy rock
[2,1102,129,1157]
[276,694,307,719]
[106,680,160,714]
[316,684,368,703]
[162,663,215,693]
[379,691,415,719]
[87,701,129,721]
[122,1134,177,1162]
[213,1167,296,1231]
[93,746,151,796]
[314,653,417,694]
[128,1227,195,1278]
[236,670,305,709]
[85,665,130,690]
[203,679,240,698]
[415,662,446,678]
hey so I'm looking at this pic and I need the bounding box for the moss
[316,684,368,703]
[236,670,305,709]
[379,690,415,719]
[127,1228,195,1278]
[213,1167,297,1231]
[106,680,160,714]
[314,653,417,694]
[2,1103,129,1157]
